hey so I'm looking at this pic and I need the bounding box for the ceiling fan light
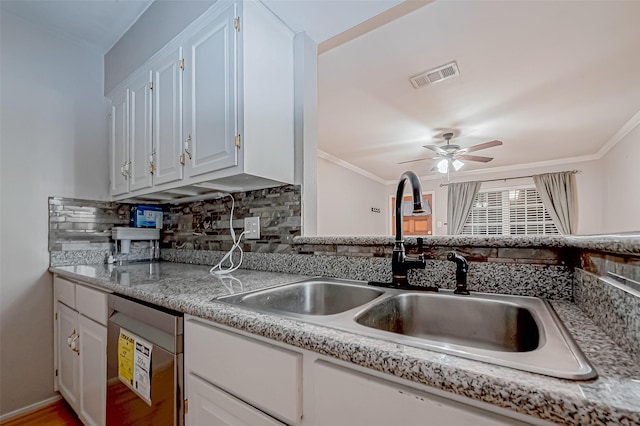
[453,159,464,171]
[437,159,449,173]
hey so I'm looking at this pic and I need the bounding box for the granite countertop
[50,262,640,425]
[50,262,309,312]
[294,234,640,255]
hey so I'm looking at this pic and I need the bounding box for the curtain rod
[438,170,581,187]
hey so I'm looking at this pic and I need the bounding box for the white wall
[317,157,387,235]
[0,11,109,416]
[601,123,640,233]
[294,33,319,236]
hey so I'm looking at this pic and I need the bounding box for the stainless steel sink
[218,279,384,315]
[217,278,596,380]
[354,293,540,352]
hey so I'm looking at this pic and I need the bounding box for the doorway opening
[391,193,433,236]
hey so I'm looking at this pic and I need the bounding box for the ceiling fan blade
[397,157,436,165]
[398,155,441,165]
[464,140,503,153]
[422,144,447,154]
[459,154,494,163]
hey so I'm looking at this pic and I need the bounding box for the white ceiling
[4,1,639,185]
[318,1,640,182]
[0,0,153,54]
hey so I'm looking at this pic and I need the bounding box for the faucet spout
[392,171,426,286]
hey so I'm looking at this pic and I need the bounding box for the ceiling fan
[398,132,503,174]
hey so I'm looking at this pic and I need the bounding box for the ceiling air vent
[409,61,460,89]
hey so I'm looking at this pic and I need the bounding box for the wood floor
[1,399,82,426]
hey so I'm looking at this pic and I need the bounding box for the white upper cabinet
[109,89,129,196]
[152,46,184,186]
[108,70,153,195]
[238,0,295,186]
[183,3,238,178]
[128,70,153,192]
[106,0,295,201]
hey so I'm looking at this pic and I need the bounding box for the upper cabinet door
[183,3,238,178]
[152,46,184,186]
[109,89,129,196]
[128,70,154,192]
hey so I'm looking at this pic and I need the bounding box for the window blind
[461,187,558,235]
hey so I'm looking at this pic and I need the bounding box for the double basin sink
[218,278,596,380]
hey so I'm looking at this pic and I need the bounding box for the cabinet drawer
[55,276,76,309]
[187,373,285,426]
[185,319,302,424]
[313,361,530,426]
[76,285,108,326]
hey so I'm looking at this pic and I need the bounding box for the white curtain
[447,181,482,235]
[533,171,578,235]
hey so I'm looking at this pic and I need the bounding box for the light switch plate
[244,217,260,239]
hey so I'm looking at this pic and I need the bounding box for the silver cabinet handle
[184,134,192,159]
[71,333,79,354]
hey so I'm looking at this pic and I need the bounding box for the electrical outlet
[244,217,260,239]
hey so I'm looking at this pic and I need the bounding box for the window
[461,187,558,235]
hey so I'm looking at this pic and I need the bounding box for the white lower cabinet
[54,276,108,426]
[57,302,79,410]
[184,315,544,426]
[185,317,302,425]
[313,361,528,426]
[187,373,285,426]
[78,314,107,426]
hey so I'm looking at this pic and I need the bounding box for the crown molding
[320,151,602,187]
[318,0,433,55]
[418,153,601,183]
[317,150,388,185]
[596,109,640,158]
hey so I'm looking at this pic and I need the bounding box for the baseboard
[0,395,62,423]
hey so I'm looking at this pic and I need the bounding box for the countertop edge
[292,235,640,255]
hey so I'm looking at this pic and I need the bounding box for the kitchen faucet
[447,251,469,295]
[392,171,427,286]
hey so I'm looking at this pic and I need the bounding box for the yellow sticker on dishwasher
[118,329,135,386]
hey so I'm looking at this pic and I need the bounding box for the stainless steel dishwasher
[106,294,184,425]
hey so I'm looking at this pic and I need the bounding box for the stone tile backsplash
[49,197,128,266]
[162,184,301,253]
[49,185,302,266]
[161,248,572,299]
[574,268,640,360]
